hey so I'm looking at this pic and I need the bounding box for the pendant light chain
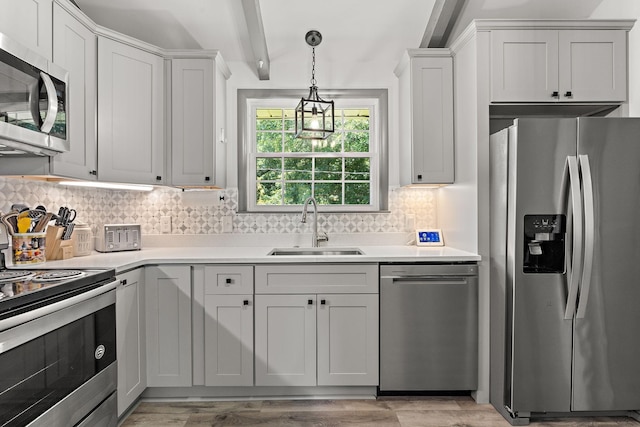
[311,47,316,86]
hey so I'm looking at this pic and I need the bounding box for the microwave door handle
[564,156,583,320]
[39,71,58,133]
[576,154,595,319]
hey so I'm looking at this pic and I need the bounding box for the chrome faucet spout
[300,196,328,247]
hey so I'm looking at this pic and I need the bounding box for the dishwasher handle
[382,276,469,286]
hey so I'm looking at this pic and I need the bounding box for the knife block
[46,225,74,260]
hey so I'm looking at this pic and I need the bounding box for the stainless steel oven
[0,32,68,156]
[0,270,118,427]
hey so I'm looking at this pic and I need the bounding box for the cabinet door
[317,294,379,386]
[0,0,52,60]
[115,268,146,416]
[558,30,627,102]
[98,37,164,185]
[204,294,253,386]
[255,294,316,386]
[145,265,191,387]
[410,56,454,183]
[491,30,559,102]
[171,58,215,186]
[52,3,97,179]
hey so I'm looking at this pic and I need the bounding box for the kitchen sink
[268,247,364,256]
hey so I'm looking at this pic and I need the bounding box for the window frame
[237,89,389,213]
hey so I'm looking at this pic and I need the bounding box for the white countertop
[29,245,480,273]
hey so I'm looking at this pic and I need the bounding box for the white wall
[589,0,640,116]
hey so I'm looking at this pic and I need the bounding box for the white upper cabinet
[491,28,628,102]
[169,55,229,187]
[52,2,97,179]
[97,36,165,185]
[396,50,454,185]
[0,0,52,60]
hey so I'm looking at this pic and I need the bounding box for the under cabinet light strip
[58,181,154,192]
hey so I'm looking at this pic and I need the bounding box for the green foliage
[345,183,370,204]
[315,183,342,204]
[284,158,312,180]
[256,182,282,205]
[284,182,312,204]
[256,157,282,181]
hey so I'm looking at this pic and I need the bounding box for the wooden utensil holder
[46,225,74,260]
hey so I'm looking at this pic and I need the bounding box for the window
[238,90,388,212]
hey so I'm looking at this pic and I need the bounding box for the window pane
[256,132,282,153]
[284,133,312,153]
[314,134,341,153]
[284,158,312,180]
[345,182,370,204]
[344,131,369,152]
[256,157,282,180]
[284,182,312,204]
[315,183,342,204]
[256,109,284,131]
[257,182,282,205]
[315,158,342,181]
[344,109,370,130]
[284,109,295,131]
[345,158,370,180]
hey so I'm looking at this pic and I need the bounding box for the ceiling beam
[241,0,270,80]
[420,0,467,48]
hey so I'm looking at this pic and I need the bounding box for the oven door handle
[0,279,118,335]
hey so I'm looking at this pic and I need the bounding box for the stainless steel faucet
[301,196,329,247]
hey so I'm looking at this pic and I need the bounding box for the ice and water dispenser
[523,214,566,273]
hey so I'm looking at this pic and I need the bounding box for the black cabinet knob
[320,299,326,305]
[308,299,313,305]
[156,176,162,181]
[417,174,422,180]
[243,300,249,306]
[564,91,573,97]
[121,279,127,286]
[552,91,559,98]
[225,278,232,284]
[205,176,210,182]
[89,170,97,176]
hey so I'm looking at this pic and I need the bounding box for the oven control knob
[95,344,106,360]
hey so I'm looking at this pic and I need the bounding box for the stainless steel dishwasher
[379,263,478,392]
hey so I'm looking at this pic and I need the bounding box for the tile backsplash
[0,177,436,236]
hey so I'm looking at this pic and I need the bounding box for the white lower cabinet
[317,293,379,386]
[255,294,317,386]
[201,265,254,386]
[145,265,192,387]
[115,268,146,416]
[254,264,379,387]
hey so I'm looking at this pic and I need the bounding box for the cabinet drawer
[255,264,378,294]
[204,265,254,294]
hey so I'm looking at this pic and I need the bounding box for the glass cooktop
[0,268,116,319]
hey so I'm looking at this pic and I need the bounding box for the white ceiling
[74,0,606,78]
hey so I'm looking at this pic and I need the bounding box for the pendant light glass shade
[295,30,334,140]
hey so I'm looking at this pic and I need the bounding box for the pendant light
[295,30,335,140]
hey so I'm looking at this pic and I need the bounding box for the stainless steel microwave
[0,33,69,156]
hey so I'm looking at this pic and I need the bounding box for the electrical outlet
[160,216,172,234]
[222,216,233,233]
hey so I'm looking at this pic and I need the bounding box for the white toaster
[95,224,141,252]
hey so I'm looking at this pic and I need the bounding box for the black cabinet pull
[121,279,127,286]
[243,300,249,306]
[225,278,232,284]
[320,299,326,305]
[156,176,162,181]
[564,91,573,97]
[308,299,313,305]
[205,176,210,182]
[89,170,97,175]
[552,91,559,98]
[417,174,422,180]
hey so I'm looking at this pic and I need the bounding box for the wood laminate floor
[120,396,640,427]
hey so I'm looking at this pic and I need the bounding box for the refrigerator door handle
[576,154,595,319]
[564,155,583,320]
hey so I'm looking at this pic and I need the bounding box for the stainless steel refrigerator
[490,117,640,425]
